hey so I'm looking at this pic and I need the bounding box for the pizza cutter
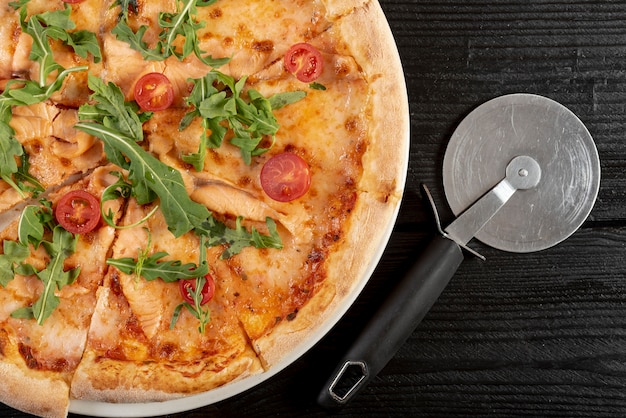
[318,93,600,407]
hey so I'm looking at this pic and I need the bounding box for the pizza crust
[0,341,69,418]
[70,348,263,404]
[0,363,68,418]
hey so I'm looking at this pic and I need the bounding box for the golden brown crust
[0,335,69,418]
[70,348,263,403]
[0,363,69,418]
[252,0,409,366]
[322,0,370,19]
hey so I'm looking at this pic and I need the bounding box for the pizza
[0,0,408,417]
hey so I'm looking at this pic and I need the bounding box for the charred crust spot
[355,140,366,154]
[102,347,125,361]
[237,176,252,187]
[282,144,308,157]
[127,0,140,16]
[335,61,350,77]
[60,157,72,167]
[18,343,39,369]
[341,190,357,211]
[257,136,273,149]
[110,271,123,296]
[307,249,325,265]
[81,230,97,245]
[125,315,144,337]
[209,8,223,18]
[30,141,43,154]
[52,358,69,372]
[377,180,396,204]
[286,309,298,321]
[344,117,361,133]
[252,40,274,53]
[155,342,177,360]
[180,160,196,171]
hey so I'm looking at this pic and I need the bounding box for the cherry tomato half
[284,43,324,83]
[133,72,174,112]
[54,190,101,234]
[260,152,311,202]
[179,275,215,305]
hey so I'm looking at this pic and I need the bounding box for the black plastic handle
[317,235,464,408]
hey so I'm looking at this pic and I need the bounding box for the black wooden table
[6,0,626,417]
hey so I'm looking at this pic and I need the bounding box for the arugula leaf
[12,226,80,325]
[0,241,30,287]
[309,82,327,91]
[13,154,44,197]
[112,0,228,67]
[99,171,158,229]
[0,104,26,197]
[181,71,306,168]
[170,274,210,333]
[75,122,210,237]
[79,75,150,143]
[196,216,283,259]
[108,250,209,282]
[15,4,101,86]
[113,0,139,21]
[170,235,210,332]
[17,200,54,248]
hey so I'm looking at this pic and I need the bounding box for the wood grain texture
[5,0,626,417]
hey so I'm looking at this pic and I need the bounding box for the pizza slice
[70,199,264,402]
[140,40,371,367]
[0,165,125,418]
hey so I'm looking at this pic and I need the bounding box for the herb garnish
[76,75,286,251]
[170,275,210,333]
[112,0,229,67]
[11,224,80,325]
[309,82,327,91]
[0,241,29,288]
[195,216,283,259]
[76,74,209,237]
[107,246,209,283]
[78,75,151,142]
[108,234,212,332]
[75,121,211,238]
[181,70,306,167]
[99,171,159,229]
[0,201,80,324]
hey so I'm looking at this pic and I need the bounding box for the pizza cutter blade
[318,93,600,407]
